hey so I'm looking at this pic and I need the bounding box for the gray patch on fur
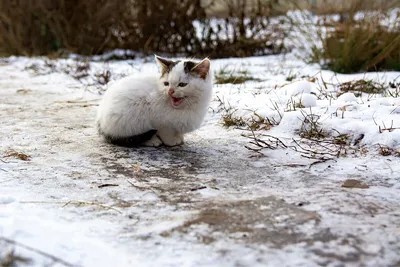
[103,130,157,147]
[184,61,196,74]
[97,122,157,147]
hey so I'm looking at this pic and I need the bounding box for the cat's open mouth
[170,96,185,108]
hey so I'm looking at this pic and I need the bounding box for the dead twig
[126,180,163,199]
[54,99,101,104]
[3,150,31,161]
[292,139,340,157]
[390,105,400,114]
[20,200,122,214]
[378,120,399,133]
[0,237,79,267]
[190,186,207,191]
[0,248,31,266]
[62,201,122,214]
[308,158,336,169]
[98,183,119,188]
[126,179,148,190]
[244,130,346,162]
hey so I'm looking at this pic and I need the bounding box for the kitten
[96,56,212,147]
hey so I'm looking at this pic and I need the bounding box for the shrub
[196,0,287,58]
[0,0,129,55]
[0,0,287,58]
[289,0,400,73]
[117,1,208,55]
[309,1,400,73]
[321,21,400,73]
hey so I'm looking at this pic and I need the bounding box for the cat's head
[155,56,212,109]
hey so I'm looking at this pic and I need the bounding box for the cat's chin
[170,96,185,108]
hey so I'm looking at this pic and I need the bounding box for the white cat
[96,56,212,147]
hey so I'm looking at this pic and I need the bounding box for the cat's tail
[103,130,157,147]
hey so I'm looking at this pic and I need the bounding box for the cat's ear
[155,55,175,75]
[191,58,210,80]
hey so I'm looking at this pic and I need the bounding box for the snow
[298,93,317,107]
[337,92,358,102]
[210,54,400,149]
[1,198,136,266]
[283,80,313,96]
[392,106,400,114]
[1,38,400,267]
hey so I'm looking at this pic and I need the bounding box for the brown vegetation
[304,0,400,73]
[0,0,286,58]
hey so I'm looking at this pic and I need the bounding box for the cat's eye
[178,82,188,87]
[163,82,169,86]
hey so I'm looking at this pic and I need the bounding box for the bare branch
[0,237,80,267]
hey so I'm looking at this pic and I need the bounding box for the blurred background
[0,0,399,73]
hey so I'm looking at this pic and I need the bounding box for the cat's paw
[143,135,163,147]
[163,137,184,146]
[159,132,184,147]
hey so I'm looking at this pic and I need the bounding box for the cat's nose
[168,88,175,96]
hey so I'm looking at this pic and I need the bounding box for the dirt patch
[162,196,328,248]
[97,145,217,203]
[342,179,369,189]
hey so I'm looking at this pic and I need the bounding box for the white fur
[96,58,213,146]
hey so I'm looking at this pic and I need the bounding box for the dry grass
[0,249,30,267]
[222,111,278,130]
[386,81,400,98]
[217,94,280,130]
[338,80,386,95]
[243,108,399,161]
[378,145,394,156]
[314,1,399,73]
[298,110,328,139]
[333,134,351,146]
[322,26,400,73]
[222,112,247,128]
[95,69,112,86]
[290,0,400,73]
[248,112,279,131]
[215,69,259,84]
[242,108,369,164]
[244,132,345,165]
[376,120,400,133]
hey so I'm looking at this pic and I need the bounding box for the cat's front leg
[157,128,184,146]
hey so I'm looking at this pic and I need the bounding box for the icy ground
[0,54,400,267]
